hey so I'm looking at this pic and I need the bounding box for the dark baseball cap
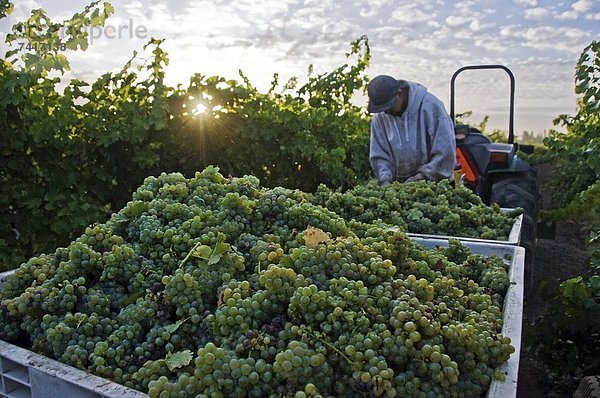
[367,75,401,113]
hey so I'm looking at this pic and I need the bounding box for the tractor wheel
[574,376,600,398]
[489,169,541,296]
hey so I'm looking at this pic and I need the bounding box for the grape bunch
[0,166,517,397]
[311,179,521,240]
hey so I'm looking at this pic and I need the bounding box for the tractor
[450,65,541,293]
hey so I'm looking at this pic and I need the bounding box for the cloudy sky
[1,0,599,136]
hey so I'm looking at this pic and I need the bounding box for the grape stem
[179,242,202,269]
[303,328,356,365]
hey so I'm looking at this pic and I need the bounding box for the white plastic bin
[0,237,524,398]
[407,212,523,246]
[411,237,525,398]
[0,340,147,398]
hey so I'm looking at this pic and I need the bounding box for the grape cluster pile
[311,180,521,240]
[0,166,515,397]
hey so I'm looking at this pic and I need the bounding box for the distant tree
[520,130,545,145]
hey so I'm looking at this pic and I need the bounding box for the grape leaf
[124,201,148,217]
[408,209,423,221]
[208,233,231,265]
[303,226,330,247]
[191,245,212,259]
[164,318,189,334]
[164,350,193,371]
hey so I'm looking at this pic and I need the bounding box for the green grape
[0,168,517,398]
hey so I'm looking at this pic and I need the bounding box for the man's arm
[417,108,457,181]
[369,116,395,185]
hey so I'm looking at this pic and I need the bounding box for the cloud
[390,5,432,25]
[556,0,597,20]
[469,18,482,31]
[500,24,590,53]
[287,7,327,31]
[454,1,477,11]
[137,0,369,90]
[524,7,550,19]
[557,10,577,19]
[122,1,146,19]
[427,20,442,29]
[3,0,598,135]
[446,15,470,27]
[473,35,512,53]
[586,12,600,20]
[13,0,42,14]
[445,12,487,33]
[514,0,537,6]
[572,0,593,12]
[0,0,40,28]
[356,0,387,18]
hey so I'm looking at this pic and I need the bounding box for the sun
[193,102,208,116]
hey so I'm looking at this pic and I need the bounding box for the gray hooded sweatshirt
[369,80,456,184]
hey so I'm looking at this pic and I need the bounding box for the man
[367,75,456,185]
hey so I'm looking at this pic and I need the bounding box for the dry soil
[515,163,590,397]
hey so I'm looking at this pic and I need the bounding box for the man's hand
[405,172,425,183]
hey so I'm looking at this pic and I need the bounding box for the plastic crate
[0,272,12,288]
[0,238,524,398]
[407,211,523,246]
[0,269,146,397]
[0,341,147,398]
[411,237,525,398]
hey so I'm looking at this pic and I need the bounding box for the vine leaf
[124,201,148,218]
[191,245,212,259]
[208,234,231,265]
[164,350,193,371]
[164,317,190,334]
[303,226,330,247]
[408,209,423,221]
[185,233,231,266]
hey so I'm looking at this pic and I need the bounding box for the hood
[402,80,428,118]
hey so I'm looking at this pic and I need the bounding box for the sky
[1,0,599,136]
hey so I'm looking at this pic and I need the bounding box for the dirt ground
[516,222,589,397]
[515,164,590,397]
